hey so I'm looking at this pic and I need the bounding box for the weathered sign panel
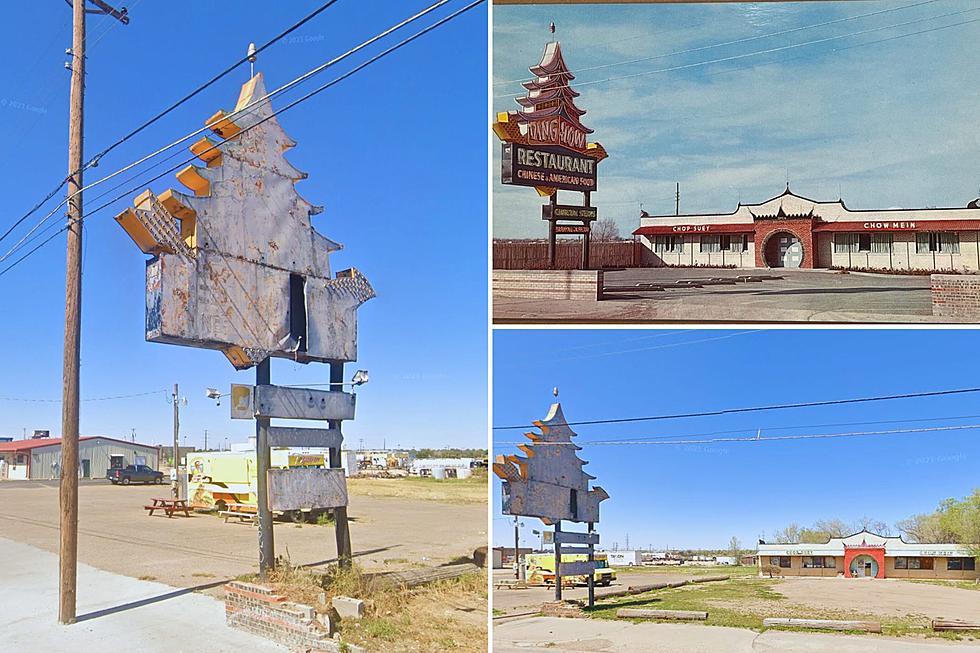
[494,400,608,524]
[543,205,598,221]
[554,531,600,546]
[230,384,255,419]
[118,73,374,370]
[560,561,596,576]
[267,467,347,511]
[254,385,355,421]
[554,225,591,235]
[267,426,342,449]
[501,143,597,193]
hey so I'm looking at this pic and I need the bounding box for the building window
[948,557,976,571]
[899,557,935,570]
[858,233,871,252]
[701,235,721,253]
[653,235,683,253]
[871,233,893,253]
[802,556,833,568]
[771,556,791,568]
[720,234,749,252]
[834,233,858,253]
[917,232,960,254]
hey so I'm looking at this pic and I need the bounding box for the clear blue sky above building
[0,1,487,449]
[493,0,980,238]
[493,329,980,550]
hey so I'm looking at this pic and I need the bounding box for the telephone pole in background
[204,429,208,451]
[675,182,680,216]
[172,384,180,499]
[59,0,129,625]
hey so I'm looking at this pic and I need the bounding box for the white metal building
[0,436,160,480]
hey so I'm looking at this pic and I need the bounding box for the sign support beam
[554,520,563,601]
[587,522,595,608]
[329,360,353,568]
[548,194,557,268]
[256,358,275,577]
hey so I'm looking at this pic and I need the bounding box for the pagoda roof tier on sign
[494,400,608,524]
[115,72,374,370]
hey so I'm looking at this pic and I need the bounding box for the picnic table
[144,497,191,518]
[219,502,258,525]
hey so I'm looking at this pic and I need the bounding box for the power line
[497,423,980,447]
[492,386,980,430]
[493,7,980,99]
[0,389,167,403]
[0,0,484,281]
[494,0,941,85]
[0,0,456,264]
[0,0,342,249]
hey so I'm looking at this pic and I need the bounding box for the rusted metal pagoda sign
[115,72,372,575]
[494,392,608,605]
[493,28,608,269]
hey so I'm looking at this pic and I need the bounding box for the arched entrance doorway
[849,555,879,578]
[763,231,803,268]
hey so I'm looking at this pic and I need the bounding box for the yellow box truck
[524,552,616,587]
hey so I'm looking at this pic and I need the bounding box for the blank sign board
[254,385,355,421]
[267,468,348,511]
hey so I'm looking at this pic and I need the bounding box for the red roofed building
[635,186,980,271]
[0,436,160,480]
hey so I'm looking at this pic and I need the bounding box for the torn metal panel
[267,467,348,511]
[254,385,355,421]
[554,531,599,546]
[116,73,373,369]
[267,427,342,449]
[494,401,608,524]
[559,561,596,576]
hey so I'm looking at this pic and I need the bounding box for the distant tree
[592,218,621,241]
[856,516,891,536]
[897,511,956,543]
[772,523,802,544]
[814,518,851,538]
[729,536,742,564]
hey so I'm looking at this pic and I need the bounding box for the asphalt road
[495,268,942,323]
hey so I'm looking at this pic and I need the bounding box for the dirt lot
[492,567,716,617]
[777,577,980,623]
[495,268,941,323]
[0,478,486,592]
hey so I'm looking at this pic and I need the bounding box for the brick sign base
[224,581,363,653]
[931,275,980,321]
[493,269,604,301]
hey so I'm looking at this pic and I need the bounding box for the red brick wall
[931,275,980,321]
[754,220,817,269]
[224,581,360,653]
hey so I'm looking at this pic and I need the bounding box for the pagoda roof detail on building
[635,184,980,232]
[757,529,974,557]
[511,41,593,135]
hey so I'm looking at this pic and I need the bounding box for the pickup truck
[107,464,164,485]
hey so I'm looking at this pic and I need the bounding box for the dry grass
[346,468,487,505]
[254,560,488,652]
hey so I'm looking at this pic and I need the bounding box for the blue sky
[493,329,980,550]
[0,1,487,449]
[493,0,980,238]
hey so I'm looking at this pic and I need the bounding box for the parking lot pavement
[494,268,944,323]
[0,536,284,653]
[494,616,980,653]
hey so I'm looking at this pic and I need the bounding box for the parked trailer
[605,550,643,567]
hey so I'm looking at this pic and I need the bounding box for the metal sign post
[554,521,563,601]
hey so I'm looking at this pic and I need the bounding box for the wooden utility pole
[256,358,274,577]
[59,0,128,625]
[171,384,180,499]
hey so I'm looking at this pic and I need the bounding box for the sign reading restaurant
[501,143,597,193]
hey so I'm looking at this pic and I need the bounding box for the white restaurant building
[757,530,979,580]
[635,186,980,272]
